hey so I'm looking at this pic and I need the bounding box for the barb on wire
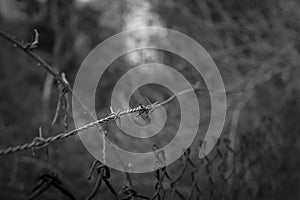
[25,29,39,50]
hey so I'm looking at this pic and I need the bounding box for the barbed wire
[0,84,209,156]
[0,29,97,123]
[0,28,228,200]
[0,25,292,199]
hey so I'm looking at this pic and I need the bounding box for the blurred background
[0,0,299,199]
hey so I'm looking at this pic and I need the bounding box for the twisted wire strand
[0,87,204,156]
[0,106,145,156]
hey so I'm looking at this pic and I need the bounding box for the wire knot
[109,107,122,125]
[32,137,48,149]
[32,127,48,153]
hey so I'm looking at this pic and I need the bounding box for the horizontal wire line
[0,87,204,156]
